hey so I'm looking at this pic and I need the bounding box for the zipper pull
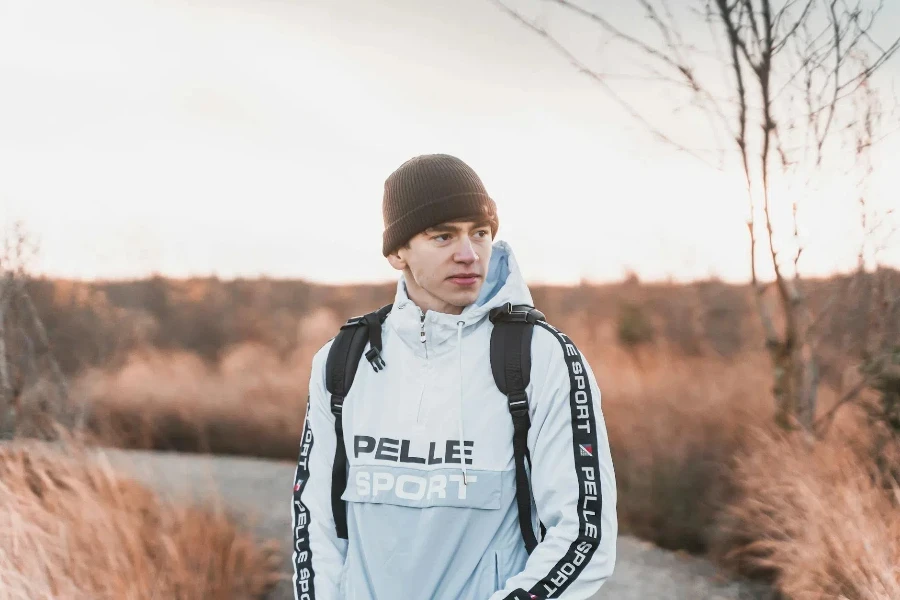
[419,310,427,345]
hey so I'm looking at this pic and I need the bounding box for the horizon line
[29,266,891,288]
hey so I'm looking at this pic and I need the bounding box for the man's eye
[434,234,451,242]
[475,229,489,238]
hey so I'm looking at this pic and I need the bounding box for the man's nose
[454,238,478,263]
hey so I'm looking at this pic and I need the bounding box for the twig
[815,375,870,436]
[490,0,722,168]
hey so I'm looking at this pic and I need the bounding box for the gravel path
[96,448,771,600]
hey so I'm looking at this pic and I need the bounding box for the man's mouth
[448,273,480,286]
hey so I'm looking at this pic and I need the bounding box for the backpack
[324,301,546,554]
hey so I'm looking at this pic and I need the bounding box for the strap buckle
[365,347,386,372]
[330,394,345,416]
[507,390,529,417]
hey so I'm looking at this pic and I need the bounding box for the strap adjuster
[340,316,366,330]
[507,390,529,416]
[330,394,345,416]
[489,303,546,324]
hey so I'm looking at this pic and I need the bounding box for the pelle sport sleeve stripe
[292,413,317,600]
[529,321,603,598]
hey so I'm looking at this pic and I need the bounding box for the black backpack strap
[324,303,392,539]
[489,302,546,554]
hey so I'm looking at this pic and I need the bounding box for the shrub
[616,302,655,347]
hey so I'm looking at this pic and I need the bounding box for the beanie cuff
[382,193,499,256]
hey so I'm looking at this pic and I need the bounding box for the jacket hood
[388,240,533,355]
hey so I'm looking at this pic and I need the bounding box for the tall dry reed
[713,424,900,599]
[0,441,281,600]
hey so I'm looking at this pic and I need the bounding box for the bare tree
[495,0,900,433]
[0,222,74,439]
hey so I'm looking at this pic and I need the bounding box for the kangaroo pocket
[338,466,515,599]
[341,465,503,509]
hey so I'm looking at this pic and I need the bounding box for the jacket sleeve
[489,323,618,600]
[292,341,347,600]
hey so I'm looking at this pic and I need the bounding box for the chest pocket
[341,465,503,510]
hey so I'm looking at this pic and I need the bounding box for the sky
[1,0,898,285]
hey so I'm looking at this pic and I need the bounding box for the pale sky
[1,0,898,285]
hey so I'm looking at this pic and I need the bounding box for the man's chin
[446,288,482,309]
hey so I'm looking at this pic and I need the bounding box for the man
[292,154,617,599]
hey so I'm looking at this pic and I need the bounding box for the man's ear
[386,247,407,272]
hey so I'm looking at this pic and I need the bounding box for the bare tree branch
[814,372,870,435]
[0,222,73,440]
[490,0,723,168]
[813,0,843,164]
[772,0,817,53]
[742,0,765,54]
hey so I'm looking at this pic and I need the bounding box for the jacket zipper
[419,307,428,359]
[416,307,428,423]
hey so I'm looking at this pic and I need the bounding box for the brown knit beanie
[382,154,499,256]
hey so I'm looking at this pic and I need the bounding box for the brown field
[0,440,281,600]
[12,270,900,597]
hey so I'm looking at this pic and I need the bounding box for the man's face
[387,219,494,315]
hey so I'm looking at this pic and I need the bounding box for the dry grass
[594,344,773,553]
[74,343,316,458]
[9,271,897,600]
[0,441,281,600]
[59,302,900,598]
[713,423,900,599]
[70,307,345,458]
